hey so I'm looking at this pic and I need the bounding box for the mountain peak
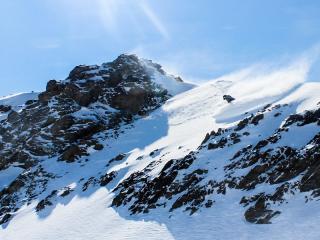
[66,54,194,95]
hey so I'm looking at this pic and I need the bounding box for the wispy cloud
[96,0,121,36]
[139,1,170,40]
[56,0,170,40]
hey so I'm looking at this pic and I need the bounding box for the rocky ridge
[110,103,320,223]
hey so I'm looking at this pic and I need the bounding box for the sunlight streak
[139,1,170,40]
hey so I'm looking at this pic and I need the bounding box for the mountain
[0,54,320,240]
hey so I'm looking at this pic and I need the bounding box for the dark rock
[63,83,81,101]
[223,95,235,103]
[68,65,99,81]
[0,213,12,225]
[36,190,57,212]
[93,143,104,151]
[251,114,264,125]
[111,87,149,113]
[205,199,213,208]
[201,133,211,144]
[7,111,20,123]
[283,114,304,127]
[208,137,228,150]
[46,80,64,93]
[244,197,280,224]
[111,154,126,162]
[60,145,87,162]
[25,99,37,106]
[60,188,73,197]
[0,105,11,113]
[51,115,75,135]
[254,140,269,150]
[100,171,117,186]
[238,164,269,189]
[36,198,53,212]
[235,118,249,131]
[2,178,25,195]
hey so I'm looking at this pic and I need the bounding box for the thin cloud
[52,0,169,40]
[139,2,170,40]
[96,0,120,35]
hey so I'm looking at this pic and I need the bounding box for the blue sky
[1,0,320,96]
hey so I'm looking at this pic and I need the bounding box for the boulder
[68,65,99,81]
[51,115,75,135]
[0,105,11,113]
[60,145,87,162]
[111,87,150,113]
[244,197,280,224]
[223,95,235,103]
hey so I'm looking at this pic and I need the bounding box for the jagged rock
[0,213,12,225]
[36,198,53,212]
[251,114,264,125]
[46,80,64,93]
[60,145,87,162]
[68,65,99,81]
[235,118,249,131]
[93,143,104,151]
[7,110,20,123]
[238,164,269,189]
[0,105,11,113]
[1,178,25,195]
[201,133,211,144]
[60,188,73,197]
[100,171,117,186]
[112,87,149,114]
[208,137,228,150]
[107,154,126,166]
[244,197,280,224]
[36,190,57,212]
[51,115,75,135]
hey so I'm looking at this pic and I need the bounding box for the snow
[0,189,174,240]
[0,167,23,191]
[1,58,320,239]
[0,92,39,107]
[1,188,320,240]
[140,59,195,96]
[0,92,39,120]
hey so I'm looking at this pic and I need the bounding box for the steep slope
[0,56,320,240]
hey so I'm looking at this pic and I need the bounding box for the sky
[1,0,320,96]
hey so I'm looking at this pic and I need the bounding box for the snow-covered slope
[0,92,38,106]
[0,92,38,121]
[0,55,320,240]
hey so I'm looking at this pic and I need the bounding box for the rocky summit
[0,54,320,240]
